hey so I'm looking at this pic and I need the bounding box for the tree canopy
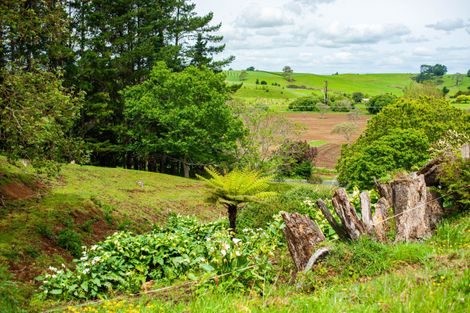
[337,97,470,189]
[123,62,245,177]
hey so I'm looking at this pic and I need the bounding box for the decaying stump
[331,189,368,240]
[280,212,325,271]
[316,199,349,240]
[426,190,445,230]
[371,197,391,242]
[391,173,432,241]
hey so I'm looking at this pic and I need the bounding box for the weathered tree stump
[316,199,349,240]
[281,211,325,271]
[360,191,372,231]
[391,173,432,241]
[425,190,444,230]
[371,197,390,242]
[331,189,368,240]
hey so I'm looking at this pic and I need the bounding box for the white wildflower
[235,250,241,256]
[48,266,57,272]
[232,238,241,245]
[90,245,98,251]
[91,256,101,265]
[221,249,227,256]
[222,243,230,250]
[206,237,211,242]
[82,268,90,275]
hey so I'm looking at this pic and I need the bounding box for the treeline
[0,0,234,175]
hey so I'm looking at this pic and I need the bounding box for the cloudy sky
[194,0,470,73]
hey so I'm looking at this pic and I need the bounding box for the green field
[226,70,470,102]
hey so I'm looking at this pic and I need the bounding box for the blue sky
[194,0,470,73]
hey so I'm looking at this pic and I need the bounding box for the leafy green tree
[337,97,469,189]
[415,64,447,82]
[337,129,430,189]
[442,86,450,96]
[68,0,232,167]
[282,66,293,82]
[366,93,397,114]
[0,0,72,72]
[0,68,85,171]
[197,167,276,232]
[246,66,255,71]
[123,62,245,177]
[467,69,470,77]
[352,92,364,103]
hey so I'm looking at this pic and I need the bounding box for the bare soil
[286,113,370,169]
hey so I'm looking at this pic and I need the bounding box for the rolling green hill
[225,70,470,101]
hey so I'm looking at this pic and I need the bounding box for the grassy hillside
[0,158,221,286]
[226,70,470,101]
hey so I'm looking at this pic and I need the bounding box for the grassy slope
[0,158,220,282]
[75,212,470,313]
[226,70,470,103]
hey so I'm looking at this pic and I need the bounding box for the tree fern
[197,167,276,232]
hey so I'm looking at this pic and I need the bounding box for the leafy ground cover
[62,211,469,313]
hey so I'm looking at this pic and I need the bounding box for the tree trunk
[227,204,237,233]
[183,159,190,178]
[281,211,325,272]
[391,173,432,241]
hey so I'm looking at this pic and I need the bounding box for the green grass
[0,158,221,287]
[73,212,470,313]
[226,70,470,106]
[309,140,327,147]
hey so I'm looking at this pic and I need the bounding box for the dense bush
[40,215,285,300]
[337,129,429,189]
[330,99,352,112]
[337,97,469,189]
[365,93,397,114]
[288,96,322,111]
[57,229,83,258]
[352,92,364,103]
[274,140,317,178]
[237,185,336,238]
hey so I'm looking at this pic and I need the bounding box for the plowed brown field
[286,113,370,169]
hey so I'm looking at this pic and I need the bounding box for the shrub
[366,93,397,114]
[40,215,285,300]
[455,95,470,103]
[260,80,267,85]
[288,96,322,111]
[352,92,364,103]
[57,229,82,257]
[274,140,318,178]
[330,99,351,112]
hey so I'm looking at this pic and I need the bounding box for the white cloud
[288,0,336,12]
[426,18,467,31]
[315,23,410,46]
[236,7,293,28]
[412,47,434,56]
